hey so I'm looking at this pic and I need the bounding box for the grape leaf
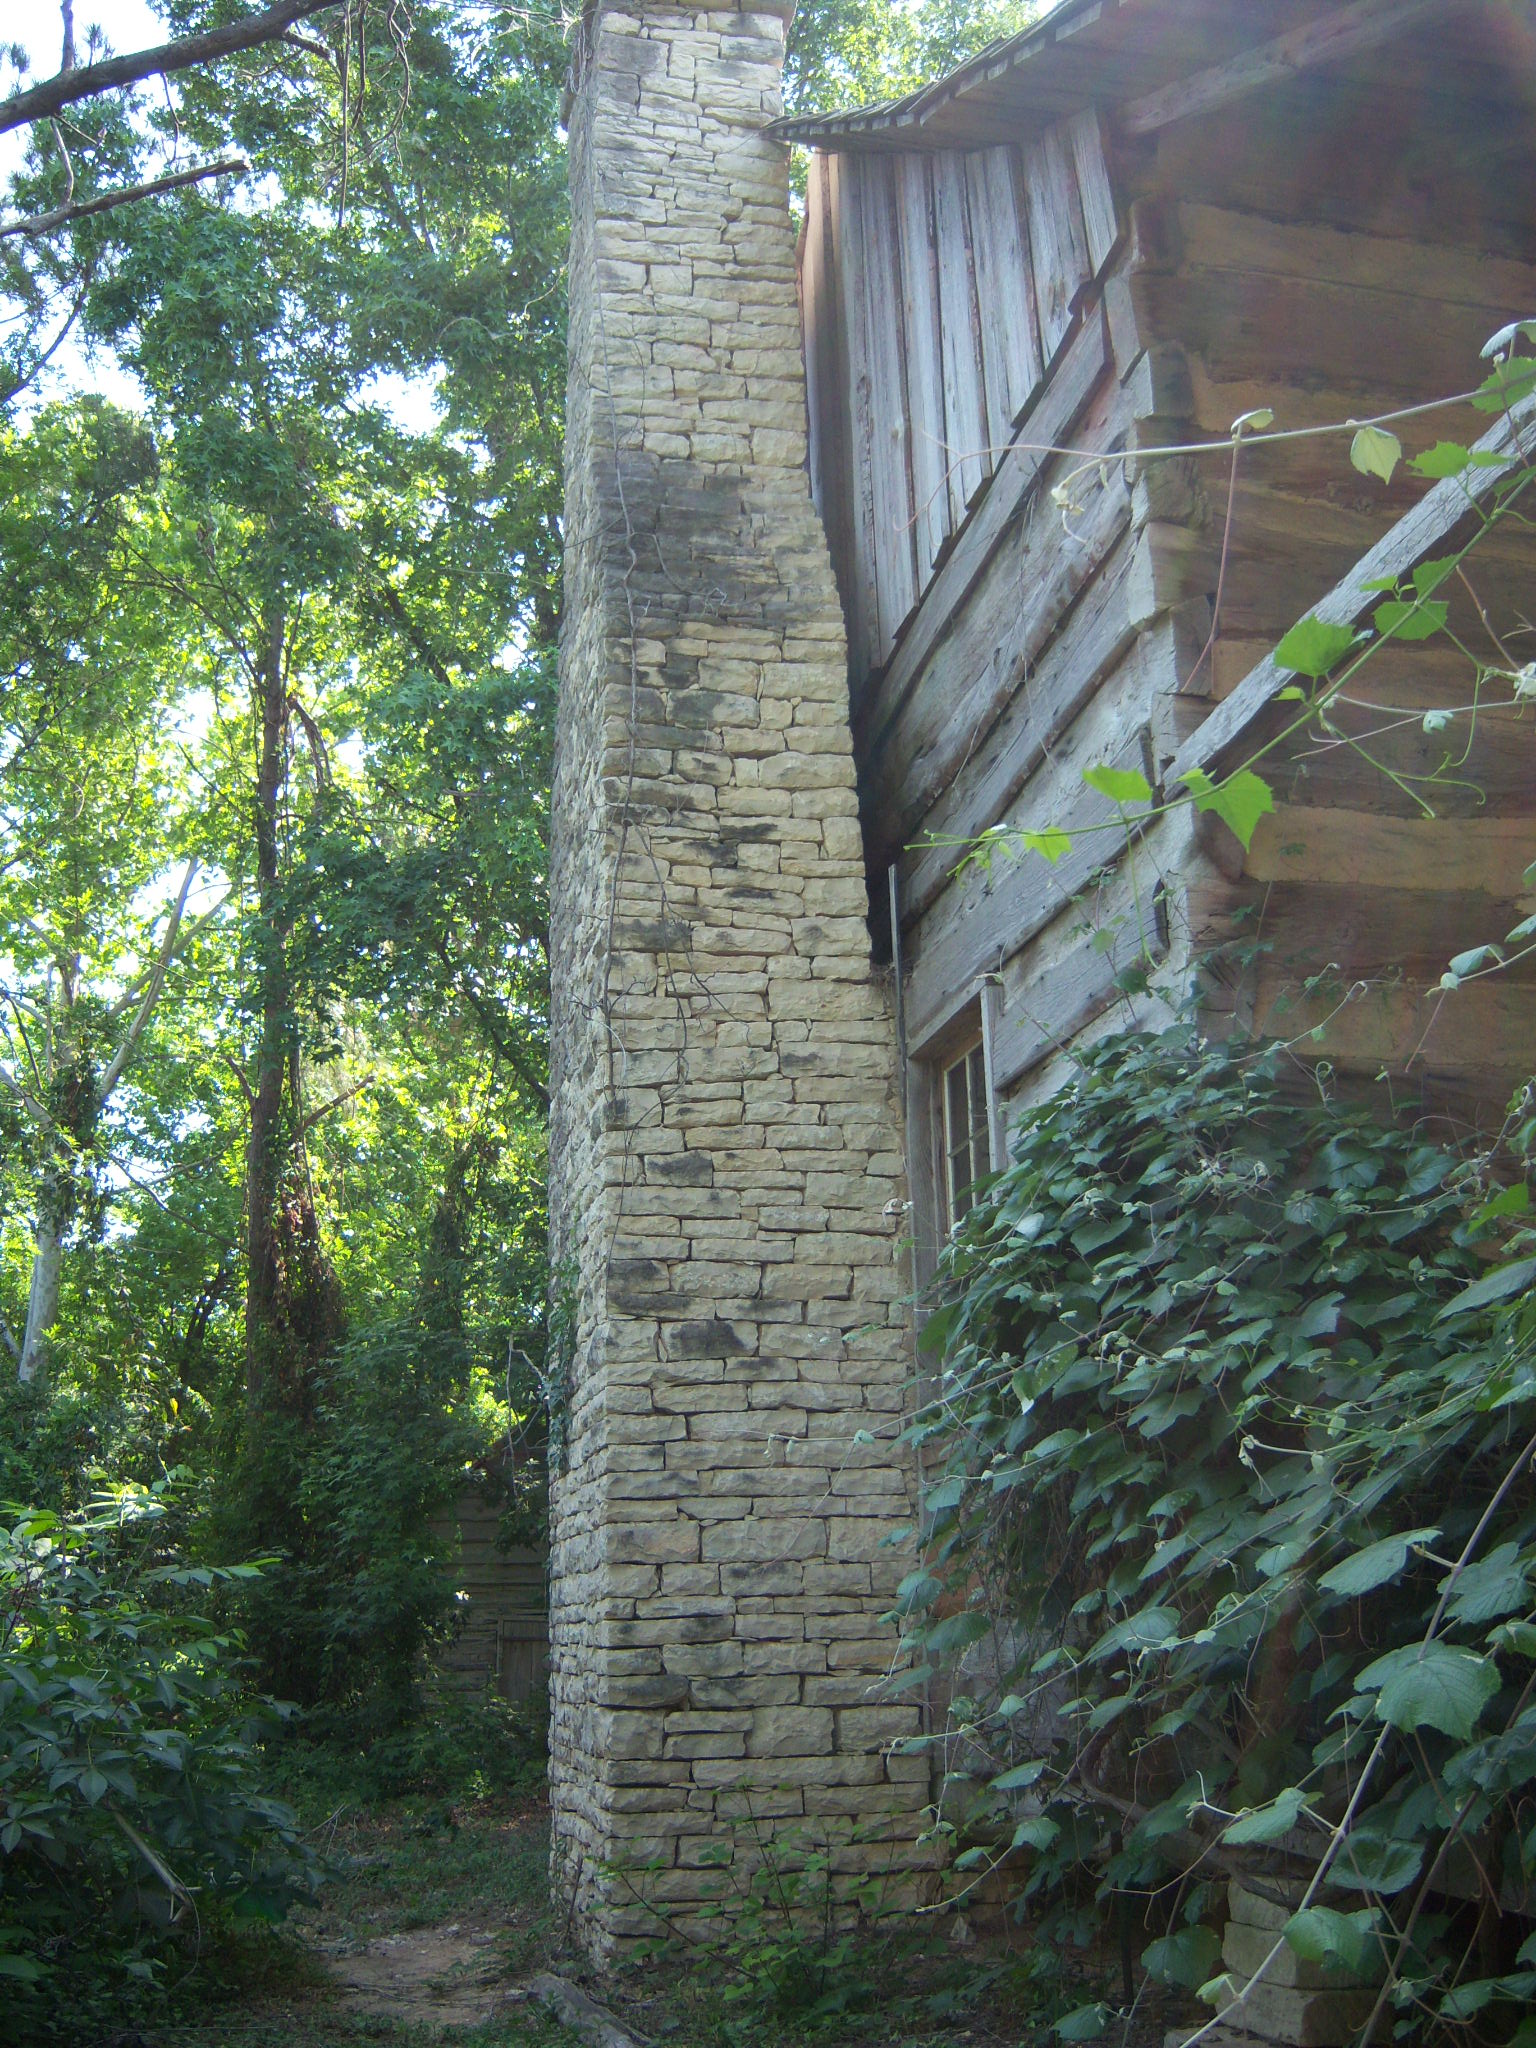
[1318,1527,1439,1599]
[1275,616,1357,678]
[1223,1786,1306,1845]
[1356,1640,1499,1739]
[1181,767,1274,851]
[1350,424,1401,482]
[1082,763,1153,807]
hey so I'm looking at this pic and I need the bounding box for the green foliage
[640,1820,921,2046]
[903,1027,1536,2035]
[785,0,1048,114]
[0,1481,306,2034]
[275,1676,548,1809]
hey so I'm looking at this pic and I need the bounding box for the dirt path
[320,1921,512,2030]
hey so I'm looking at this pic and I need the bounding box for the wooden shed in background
[782,0,1536,1276]
[433,1479,548,1706]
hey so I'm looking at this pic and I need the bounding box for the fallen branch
[528,1973,650,2048]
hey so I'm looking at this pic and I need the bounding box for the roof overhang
[770,0,1466,151]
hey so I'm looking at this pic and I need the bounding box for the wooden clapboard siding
[987,857,1172,1095]
[835,155,884,679]
[1022,120,1092,362]
[902,651,1164,1049]
[897,525,1152,921]
[862,351,1131,870]
[932,151,990,522]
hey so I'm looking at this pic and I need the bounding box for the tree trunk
[17,1209,63,1383]
[245,607,294,1407]
[241,607,344,1416]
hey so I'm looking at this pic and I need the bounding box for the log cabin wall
[792,0,1536,1268]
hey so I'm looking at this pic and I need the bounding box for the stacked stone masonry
[547,0,928,1950]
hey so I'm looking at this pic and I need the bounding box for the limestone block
[1224,1920,1378,1992]
[1215,1979,1379,2048]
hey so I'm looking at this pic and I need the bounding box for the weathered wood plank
[932,150,990,521]
[1171,394,1536,782]
[966,147,1039,464]
[894,152,949,584]
[902,652,1162,1047]
[1120,0,1456,135]
[858,307,1108,756]
[1067,107,1119,275]
[858,152,919,661]
[829,152,880,683]
[861,368,1133,867]
[978,146,1043,420]
[1223,880,1536,983]
[1244,807,1536,898]
[800,154,833,535]
[1136,263,1513,402]
[1023,118,1090,363]
[1175,199,1536,313]
[1250,972,1534,1089]
[1140,80,1536,259]
[1209,656,1536,817]
[989,869,1170,1095]
[898,527,1147,920]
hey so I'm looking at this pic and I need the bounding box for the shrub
[0,1480,307,2034]
[903,1028,1536,2040]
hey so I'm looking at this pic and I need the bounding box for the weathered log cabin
[547,0,1536,1956]
[786,0,1536,1277]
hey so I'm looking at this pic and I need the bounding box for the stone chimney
[548,1,928,1951]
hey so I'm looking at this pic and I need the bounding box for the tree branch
[0,1058,50,1129]
[103,888,227,1024]
[297,1073,373,1135]
[0,0,341,138]
[98,860,198,1103]
[0,155,248,240]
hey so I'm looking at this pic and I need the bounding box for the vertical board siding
[967,147,1043,445]
[896,155,949,583]
[1023,122,1092,363]
[859,152,919,658]
[932,152,991,524]
[1068,108,1120,275]
[829,152,881,680]
[801,114,1121,682]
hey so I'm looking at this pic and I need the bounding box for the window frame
[906,984,1005,1285]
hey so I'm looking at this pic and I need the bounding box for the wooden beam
[1120,0,1458,136]
[1170,394,1536,784]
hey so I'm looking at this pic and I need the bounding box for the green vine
[898,1024,1536,2044]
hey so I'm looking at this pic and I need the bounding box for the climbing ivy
[899,1026,1536,2043]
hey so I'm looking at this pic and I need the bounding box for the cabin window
[935,1033,995,1231]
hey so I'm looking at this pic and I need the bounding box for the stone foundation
[546,0,929,1953]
